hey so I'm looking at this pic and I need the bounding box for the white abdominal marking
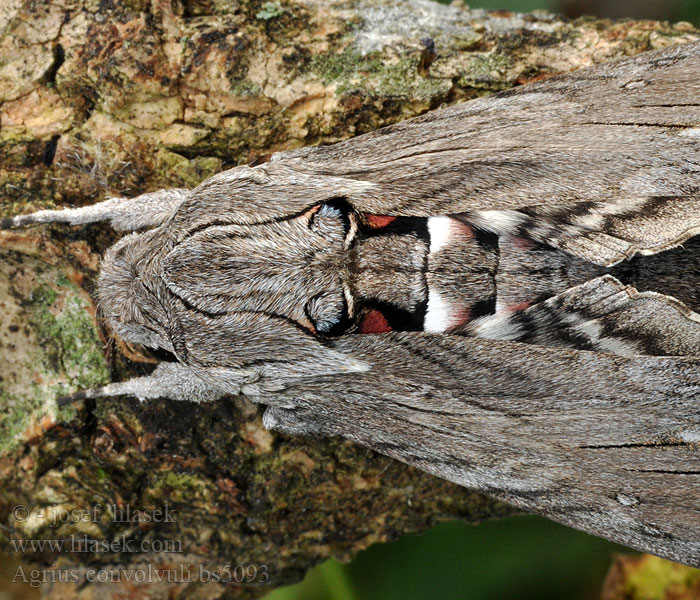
[425,217,457,332]
[424,288,451,332]
[427,216,452,254]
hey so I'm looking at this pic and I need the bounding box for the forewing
[262,332,700,567]
[280,41,700,210]
[177,41,700,261]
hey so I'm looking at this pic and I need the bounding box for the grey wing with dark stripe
[5,42,699,264]
[277,41,700,209]
[262,332,700,567]
[181,41,700,262]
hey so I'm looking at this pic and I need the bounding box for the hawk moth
[3,40,700,567]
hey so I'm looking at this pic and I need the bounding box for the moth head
[97,229,175,353]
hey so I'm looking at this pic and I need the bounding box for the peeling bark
[0,0,698,598]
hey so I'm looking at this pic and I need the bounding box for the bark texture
[0,0,698,598]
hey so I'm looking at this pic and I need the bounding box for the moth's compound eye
[305,291,349,336]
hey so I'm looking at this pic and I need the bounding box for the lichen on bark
[0,0,698,598]
[0,251,109,455]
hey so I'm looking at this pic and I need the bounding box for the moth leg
[1,188,188,232]
[58,361,227,406]
[462,275,700,357]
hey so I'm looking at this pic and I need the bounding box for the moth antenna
[0,188,189,232]
[57,390,92,407]
[57,362,232,406]
[56,382,139,407]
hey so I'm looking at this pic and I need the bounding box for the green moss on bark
[0,253,109,455]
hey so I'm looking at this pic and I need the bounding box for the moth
[3,40,700,567]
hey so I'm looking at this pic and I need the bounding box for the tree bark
[0,0,697,598]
